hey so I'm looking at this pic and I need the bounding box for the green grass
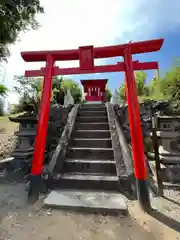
[0,112,25,121]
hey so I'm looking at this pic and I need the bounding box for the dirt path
[0,116,179,239]
[0,183,179,240]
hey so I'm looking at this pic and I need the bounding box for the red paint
[25,61,158,77]
[21,39,164,62]
[124,48,146,180]
[81,79,107,102]
[31,55,54,175]
[79,46,94,70]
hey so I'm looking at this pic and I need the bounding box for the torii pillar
[81,79,107,102]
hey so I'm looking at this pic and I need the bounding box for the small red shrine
[81,79,107,102]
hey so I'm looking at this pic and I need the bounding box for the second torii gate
[21,38,163,211]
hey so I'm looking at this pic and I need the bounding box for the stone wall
[46,104,74,163]
[114,101,173,145]
[114,101,180,183]
[9,104,74,174]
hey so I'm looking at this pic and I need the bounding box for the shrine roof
[81,79,108,92]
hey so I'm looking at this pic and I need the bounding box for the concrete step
[66,147,114,160]
[63,159,116,174]
[80,106,106,112]
[52,173,120,191]
[44,190,127,214]
[70,138,112,148]
[75,123,109,130]
[76,116,108,123]
[78,111,107,117]
[81,104,105,108]
[73,130,111,139]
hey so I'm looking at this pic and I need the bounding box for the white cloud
[4,0,180,103]
[114,0,180,42]
[5,0,121,91]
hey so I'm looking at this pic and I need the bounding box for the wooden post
[152,116,164,196]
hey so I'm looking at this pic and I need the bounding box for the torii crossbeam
[25,61,158,77]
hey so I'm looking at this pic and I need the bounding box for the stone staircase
[44,103,127,214]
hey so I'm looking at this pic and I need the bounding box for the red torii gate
[21,38,163,211]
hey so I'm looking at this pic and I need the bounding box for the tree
[111,88,121,104]
[61,79,82,103]
[119,83,126,101]
[119,71,148,102]
[161,67,180,112]
[140,65,180,112]
[116,61,180,113]
[147,76,166,101]
[13,75,43,113]
[135,71,146,96]
[52,76,64,105]
[13,75,82,113]
[0,1,44,61]
[0,98,4,116]
[0,83,8,115]
[0,83,8,96]
[104,88,112,102]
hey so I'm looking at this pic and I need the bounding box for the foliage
[52,76,64,105]
[118,65,180,114]
[135,71,147,96]
[118,71,147,101]
[13,75,82,114]
[119,84,126,101]
[0,98,4,116]
[61,78,82,103]
[0,83,8,116]
[13,75,42,113]
[104,88,112,102]
[162,67,180,113]
[0,83,8,96]
[0,0,44,61]
[11,103,20,115]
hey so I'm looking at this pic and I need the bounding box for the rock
[45,209,52,216]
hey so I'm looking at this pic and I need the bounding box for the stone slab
[84,102,103,105]
[67,147,114,160]
[76,116,108,123]
[60,173,118,181]
[44,190,127,214]
[74,130,111,139]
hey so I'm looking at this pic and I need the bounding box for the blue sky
[1,0,180,103]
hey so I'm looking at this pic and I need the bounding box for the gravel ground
[0,118,18,160]
[0,183,179,240]
[0,118,180,239]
